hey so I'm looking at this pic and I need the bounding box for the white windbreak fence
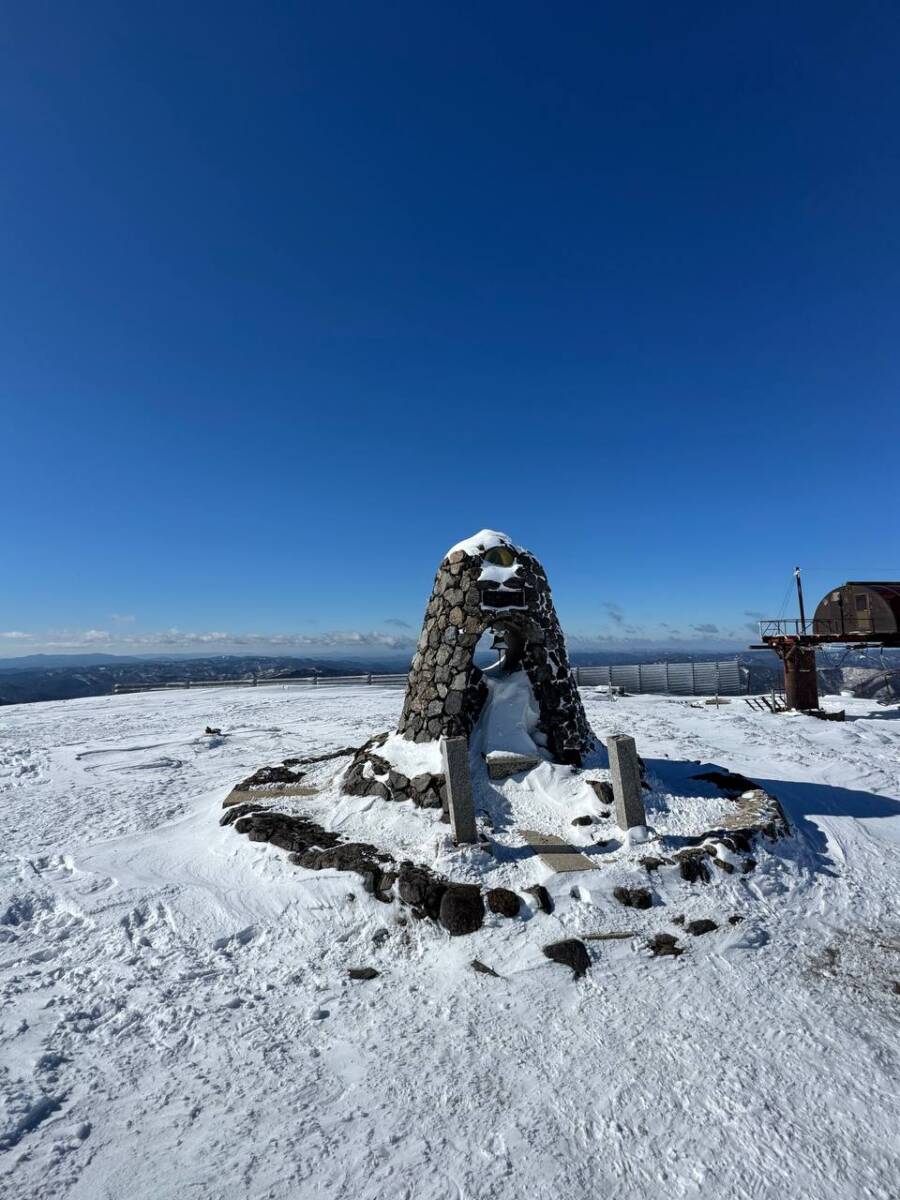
[114,673,409,695]
[572,659,742,696]
[115,661,742,697]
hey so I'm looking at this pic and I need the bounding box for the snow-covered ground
[2,685,899,1199]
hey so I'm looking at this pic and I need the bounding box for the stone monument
[399,530,592,763]
[342,530,593,806]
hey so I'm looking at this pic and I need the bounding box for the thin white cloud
[20,628,419,654]
[110,613,136,624]
[14,621,753,657]
[0,631,32,639]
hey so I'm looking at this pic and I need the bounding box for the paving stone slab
[518,829,597,872]
[223,783,320,807]
[488,753,542,780]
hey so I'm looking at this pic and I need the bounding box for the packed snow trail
[1,686,899,1199]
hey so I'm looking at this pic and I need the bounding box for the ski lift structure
[751,571,900,713]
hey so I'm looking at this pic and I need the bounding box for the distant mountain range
[0,654,408,706]
[0,648,787,707]
[0,653,145,671]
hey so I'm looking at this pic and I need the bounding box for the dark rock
[360,865,387,896]
[742,857,757,874]
[413,784,444,810]
[676,851,711,884]
[348,967,379,981]
[542,939,591,978]
[397,862,446,920]
[712,856,735,874]
[220,802,268,826]
[372,928,390,946]
[587,780,614,805]
[727,830,754,853]
[237,764,304,789]
[233,811,341,854]
[438,884,485,936]
[471,959,500,977]
[685,919,718,936]
[524,884,554,914]
[728,914,744,925]
[373,869,397,902]
[647,933,683,957]
[368,780,393,800]
[205,726,222,735]
[640,856,672,873]
[296,842,392,883]
[486,887,521,918]
[571,815,593,827]
[343,770,372,797]
[613,886,653,909]
[671,914,685,925]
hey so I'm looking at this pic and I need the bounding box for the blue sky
[3,2,899,658]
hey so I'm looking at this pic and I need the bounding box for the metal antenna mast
[795,566,806,634]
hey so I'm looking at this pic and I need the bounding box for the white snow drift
[1,684,899,1199]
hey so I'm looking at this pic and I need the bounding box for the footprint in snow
[212,925,259,952]
[120,902,176,951]
[29,855,116,896]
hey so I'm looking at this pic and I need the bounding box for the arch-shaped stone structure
[396,530,592,765]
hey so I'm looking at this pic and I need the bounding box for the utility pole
[780,565,819,711]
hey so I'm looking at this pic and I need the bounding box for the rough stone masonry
[342,530,593,804]
[396,530,592,762]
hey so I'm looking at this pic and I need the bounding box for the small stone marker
[606,734,646,832]
[440,736,476,844]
